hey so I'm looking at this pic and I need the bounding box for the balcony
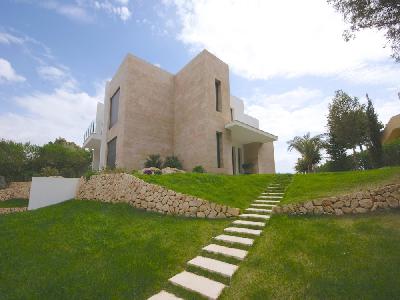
[83,120,102,149]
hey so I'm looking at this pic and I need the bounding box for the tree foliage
[287,132,324,173]
[327,90,367,153]
[0,138,91,181]
[328,0,400,61]
[365,94,384,167]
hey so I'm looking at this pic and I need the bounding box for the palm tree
[287,133,324,173]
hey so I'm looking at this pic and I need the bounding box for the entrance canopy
[225,120,277,144]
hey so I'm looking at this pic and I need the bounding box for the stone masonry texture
[77,173,240,218]
[273,183,400,216]
[0,182,31,201]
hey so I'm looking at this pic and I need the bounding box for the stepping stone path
[148,179,289,299]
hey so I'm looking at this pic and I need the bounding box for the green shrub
[40,166,60,177]
[192,165,206,173]
[84,169,99,180]
[163,155,183,169]
[144,154,163,169]
[383,138,400,166]
[154,169,162,175]
[102,167,127,174]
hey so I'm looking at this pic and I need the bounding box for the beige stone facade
[382,114,400,144]
[83,50,277,174]
[0,182,31,201]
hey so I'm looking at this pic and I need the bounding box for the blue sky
[0,0,399,173]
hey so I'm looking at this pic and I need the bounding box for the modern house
[382,114,400,144]
[83,50,277,174]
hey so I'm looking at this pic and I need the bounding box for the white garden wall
[28,177,80,210]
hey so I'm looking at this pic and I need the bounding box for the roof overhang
[225,120,278,144]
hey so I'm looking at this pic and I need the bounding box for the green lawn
[222,212,400,299]
[0,200,229,299]
[137,173,284,209]
[0,198,28,208]
[283,167,400,204]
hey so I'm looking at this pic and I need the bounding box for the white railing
[83,121,96,143]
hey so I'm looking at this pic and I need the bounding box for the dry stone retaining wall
[0,182,31,201]
[77,173,240,218]
[273,183,400,216]
[0,207,27,215]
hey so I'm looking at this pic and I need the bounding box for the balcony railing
[84,121,96,143]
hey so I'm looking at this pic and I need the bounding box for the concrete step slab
[214,234,254,246]
[239,213,271,220]
[259,196,283,199]
[262,193,284,195]
[202,244,248,260]
[251,203,276,208]
[187,256,238,278]
[255,200,280,203]
[224,227,262,236]
[245,208,272,213]
[148,290,183,300]
[232,220,265,227]
[169,271,226,300]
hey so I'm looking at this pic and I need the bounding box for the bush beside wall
[273,183,400,216]
[77,173,240,218]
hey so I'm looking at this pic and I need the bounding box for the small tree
[365,94,384,168]
[144,154,163,169]
[287,132,324,173]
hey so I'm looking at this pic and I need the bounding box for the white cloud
[339,64,400,86]
[37,65,66,81]
[41,1,93,22]
[165,0,391,80]
[242,87,329,173]
[0,87,101,145]
[0,32,24,45]
[0,58,25,83]
[92,0,132,21]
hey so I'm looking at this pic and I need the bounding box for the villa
[382,114,400,144]
[83,50,277,174]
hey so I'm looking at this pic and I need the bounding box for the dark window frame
[109,88,120,129]
[232,147,236,174]
[238,148,242,174]
[215,79,222,112]
[216,131,223,168]
[106,137,117,169]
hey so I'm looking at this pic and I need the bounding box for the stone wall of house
[273,183,400,216]
[77,173,240,218]
[0,182,31,201]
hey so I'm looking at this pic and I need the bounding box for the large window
[107,137,117,169]
[109,88,120,128]
[215,79,222,112]
[216,132,223,168]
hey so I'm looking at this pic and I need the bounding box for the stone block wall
[0,182,31,201]
[0,207,27,215]
[273,183,400,216]
[77,173,240,218]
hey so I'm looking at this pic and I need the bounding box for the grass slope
[283,167,400,204]
[222,212,400,299]
[0,198,28,208]
[137,173,276,209]
[0,200,229,299]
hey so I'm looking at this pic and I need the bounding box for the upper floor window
[109,88,120,129]
[215,79,222,112]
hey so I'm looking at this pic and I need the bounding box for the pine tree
[365,94,384,168]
